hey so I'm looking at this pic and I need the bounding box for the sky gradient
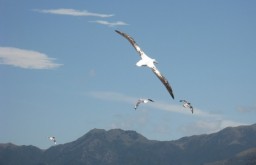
[1,0,256,149]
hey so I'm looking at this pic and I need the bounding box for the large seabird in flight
[179,100,193,114]
[134,98,154,110]
[115,30,174,99]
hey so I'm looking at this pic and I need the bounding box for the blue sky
[1,0,256,149]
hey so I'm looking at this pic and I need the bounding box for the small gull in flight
[48,136,57,144]
[134,98,154,110]
[115,30,174,99]
[179,100,193,114]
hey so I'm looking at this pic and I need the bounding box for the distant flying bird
[115,30,174,99]
[48,136,57,144]
[134,98,154,110]
[179,100,193,114]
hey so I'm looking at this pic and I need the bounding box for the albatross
[134,98,154,110]
[115,30,174,99]
[48,136,57,144]
[179,100,193,114]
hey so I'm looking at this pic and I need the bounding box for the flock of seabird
[47,30,194,146]
[115,30,193,112]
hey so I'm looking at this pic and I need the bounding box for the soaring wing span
[115,30,175,100]
[134,98,154,110]
[179,100,193,113]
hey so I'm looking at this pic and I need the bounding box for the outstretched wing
[115,30,145,58]
[134,99,142,110]
[148,99,154,102]
[190,106,194,114]
[152,67,174,99]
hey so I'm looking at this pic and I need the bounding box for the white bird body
[115,30,174,99]
[180,100,193,114]
[183,102,190,108]
[134,98,154,110]
[48,136,57,144]
[136,54,157,69]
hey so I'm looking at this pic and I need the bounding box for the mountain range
[1,124,256,165]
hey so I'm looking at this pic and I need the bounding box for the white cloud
[0,47,62,69]
[88,91,219,116]
[179,119,247,137]
[90,20,128,27]
[237,105,256,113]
[88,91,248,138]
[143,99,244,137]
[34,9,113,18]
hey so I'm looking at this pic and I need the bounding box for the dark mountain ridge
[1,124,256,165]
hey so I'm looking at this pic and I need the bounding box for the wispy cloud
[33,8,129,27]
[0,47,62,69]
[88,91,248,137]
[88,91,218,117]
[179,119,246,136]
[90,20,128,27]
[237,105,256,113]
[34,9,113,18]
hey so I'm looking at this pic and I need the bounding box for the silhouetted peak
[77,128,147,144]
[105,129,148,142]
[87,128,106,135]
[0,143,17,149]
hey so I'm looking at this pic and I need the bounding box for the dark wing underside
[115,30,144,57]
[116,30,175,100]
[134,100,142,109]
[148,99,154,102]
[190,106,194,113]
[152,68,174,99]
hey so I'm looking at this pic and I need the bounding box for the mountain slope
[43,129,151,165]
[0,143,43,165]
[173,124,256,164]
[205,147,256,165]
[0,124,256,165]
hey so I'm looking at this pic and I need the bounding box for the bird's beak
[154,60,158,64]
